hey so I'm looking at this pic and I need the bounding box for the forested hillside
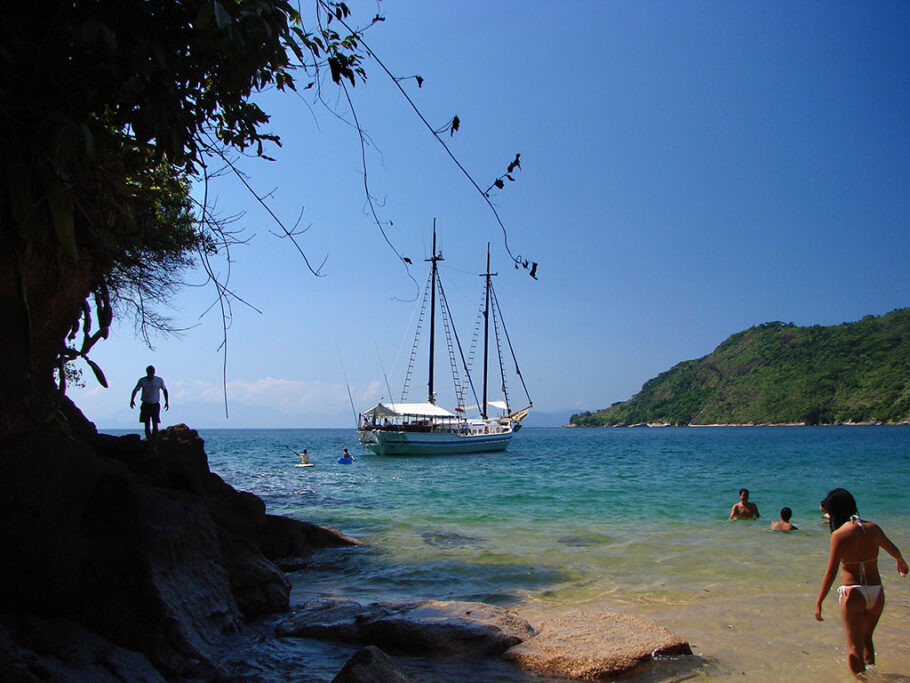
[571,309,910,427]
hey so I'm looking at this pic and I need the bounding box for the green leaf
[86,358,108,388]
[195,2,214,29]
[213,1,232,28]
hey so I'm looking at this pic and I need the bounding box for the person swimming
[814,488,908,676]
[770,507,797,531]
[729,488,759,520]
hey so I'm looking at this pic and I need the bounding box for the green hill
[570,308,910,427]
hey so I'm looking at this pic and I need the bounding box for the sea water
[159,426,909,682]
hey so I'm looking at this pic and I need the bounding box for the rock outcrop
[0,614,166,683]
[0,400,360,680]
[278,600,694,680]
[503,609,692,680]
[278,599,535,656]
[331,645,413,683]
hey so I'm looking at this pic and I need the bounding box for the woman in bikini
[814,488,908,676]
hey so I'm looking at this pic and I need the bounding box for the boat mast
[481,243,495,419]
[427,221,443,404]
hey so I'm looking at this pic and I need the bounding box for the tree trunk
[0,247,95,440]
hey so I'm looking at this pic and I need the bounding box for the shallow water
[169,426,910,681]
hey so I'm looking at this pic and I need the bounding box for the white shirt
[135,376,166,404]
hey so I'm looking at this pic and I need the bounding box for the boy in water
[729,488,760,520]
[771,507,797,531]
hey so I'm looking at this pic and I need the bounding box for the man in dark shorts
[130,365,169,439]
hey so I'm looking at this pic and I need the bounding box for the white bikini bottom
[837,584,883,609]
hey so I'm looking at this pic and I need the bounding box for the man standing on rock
[130,365,169,440]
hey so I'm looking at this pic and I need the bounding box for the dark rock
[218,533,290,617]
[272,557,310,572]
[92,432,169,485]
[0,430,97,613]
[277,599,374,642]
[75,425,311,669]
[78,459,241,675]
[258,515,362,560]
[503,609,693,680]
[278,599,534,657]
[154,424,218,495]
[59,396,98,442]
[1,421,362,679]
[332,645,412,683]
[205,488,268,541]
[0,614,166,682]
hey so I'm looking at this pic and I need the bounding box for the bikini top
[840,515,877,581]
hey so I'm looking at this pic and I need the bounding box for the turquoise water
[159,426,910,681]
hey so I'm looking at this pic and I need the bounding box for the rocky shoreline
[0,402,692,681]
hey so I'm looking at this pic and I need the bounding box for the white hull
[359,426,513,455]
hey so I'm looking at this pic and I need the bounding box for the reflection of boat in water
[359,228,531,456]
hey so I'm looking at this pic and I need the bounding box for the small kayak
[295,463,315,468]
[338,457,354,464]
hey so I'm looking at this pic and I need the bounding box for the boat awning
[464,400,509,412]
[361,402,457,419]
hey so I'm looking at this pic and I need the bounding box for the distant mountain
[570,308,910,427]
[520,409,576,428]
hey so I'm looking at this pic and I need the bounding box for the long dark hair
[823,488,858,533]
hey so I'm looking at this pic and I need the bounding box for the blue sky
[70,1,910,428]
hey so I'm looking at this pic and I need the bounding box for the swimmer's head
[739,488,749,500]
[824,488,857,533]
[779,507,792,522]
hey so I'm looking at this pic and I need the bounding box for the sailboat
[359,228,532,455]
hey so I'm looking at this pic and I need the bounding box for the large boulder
[217,533,291,617]
[331,645,412,683]
[0,419,362,679]
[0,430,98,613]
[0,614,166,683]
[258,515,363,560]
[278,599,534,657]
[78,457,242,676]
[503,609,692,680]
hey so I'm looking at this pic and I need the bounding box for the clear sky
[70,1,910,429]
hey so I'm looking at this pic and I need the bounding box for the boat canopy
[465,400,509,412]
[361,402,457,419]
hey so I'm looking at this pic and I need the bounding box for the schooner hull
[359,429,513,456]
